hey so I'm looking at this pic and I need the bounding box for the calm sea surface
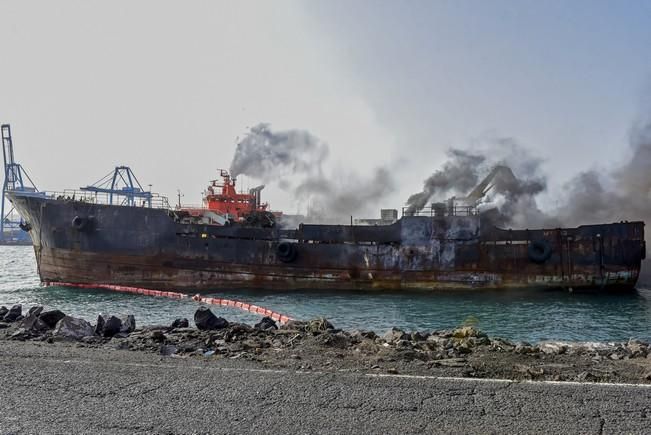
[1,246,650,342]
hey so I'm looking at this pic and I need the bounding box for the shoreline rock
[0,303,650,384]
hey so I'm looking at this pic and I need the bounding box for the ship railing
[45,190,171,209]
[401,205,478,218]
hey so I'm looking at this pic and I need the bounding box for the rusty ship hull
[8,191,645,292]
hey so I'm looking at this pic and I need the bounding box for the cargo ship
[6,163,646,292]
[2,123,645,292]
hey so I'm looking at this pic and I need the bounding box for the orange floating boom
[46,281,293,324]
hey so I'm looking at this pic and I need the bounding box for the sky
[1,0,650,216]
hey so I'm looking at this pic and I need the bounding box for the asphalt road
[1,342,650,434]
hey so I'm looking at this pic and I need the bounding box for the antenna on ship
[1,124,40,245]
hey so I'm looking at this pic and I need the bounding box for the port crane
[1,124,41,244]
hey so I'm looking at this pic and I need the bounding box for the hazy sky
[1,1,650,214]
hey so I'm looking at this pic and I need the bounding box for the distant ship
[7,165,646,292]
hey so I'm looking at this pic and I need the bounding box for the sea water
[1,245,650,342]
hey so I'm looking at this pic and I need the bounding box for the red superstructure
[203,169,267,220]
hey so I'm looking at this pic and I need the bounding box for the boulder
[254,316,278,331]
[0,306,8,318]
[170,318,189,329]
[94,314,105,335]
[39,310,66,328]
[3,304,22,322]
[194,307,229,330]
[102,316,123,337]
[20,312,48,332]
[53,316,94,340]
[28,306,44,317]
[120,315,136,333]
[383,327,407,343]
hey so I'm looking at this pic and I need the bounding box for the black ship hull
[8,192,646,292]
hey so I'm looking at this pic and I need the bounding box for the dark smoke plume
[554,120,651,227]
[230,123,394,222]
[230,123,328,179]
[405,149,485,214]
[406,138,551,228]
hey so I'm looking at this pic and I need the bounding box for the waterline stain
[2,246,650,342]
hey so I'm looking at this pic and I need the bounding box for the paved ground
[1,342,650,434]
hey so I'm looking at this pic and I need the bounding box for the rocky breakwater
[1,304,651,383]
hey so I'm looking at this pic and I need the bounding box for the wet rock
[39,310,66,328]
[254,316,278,331]
[0,306,7,318]
[102,316,123,337]
[53,316,94,340]
[120,315,136,333]
[194,307,229,330]
[170,318,189,329]
[0,322,9,329]
[3,305,22,322]
[28,306,44,317]
[383,328,407,343]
